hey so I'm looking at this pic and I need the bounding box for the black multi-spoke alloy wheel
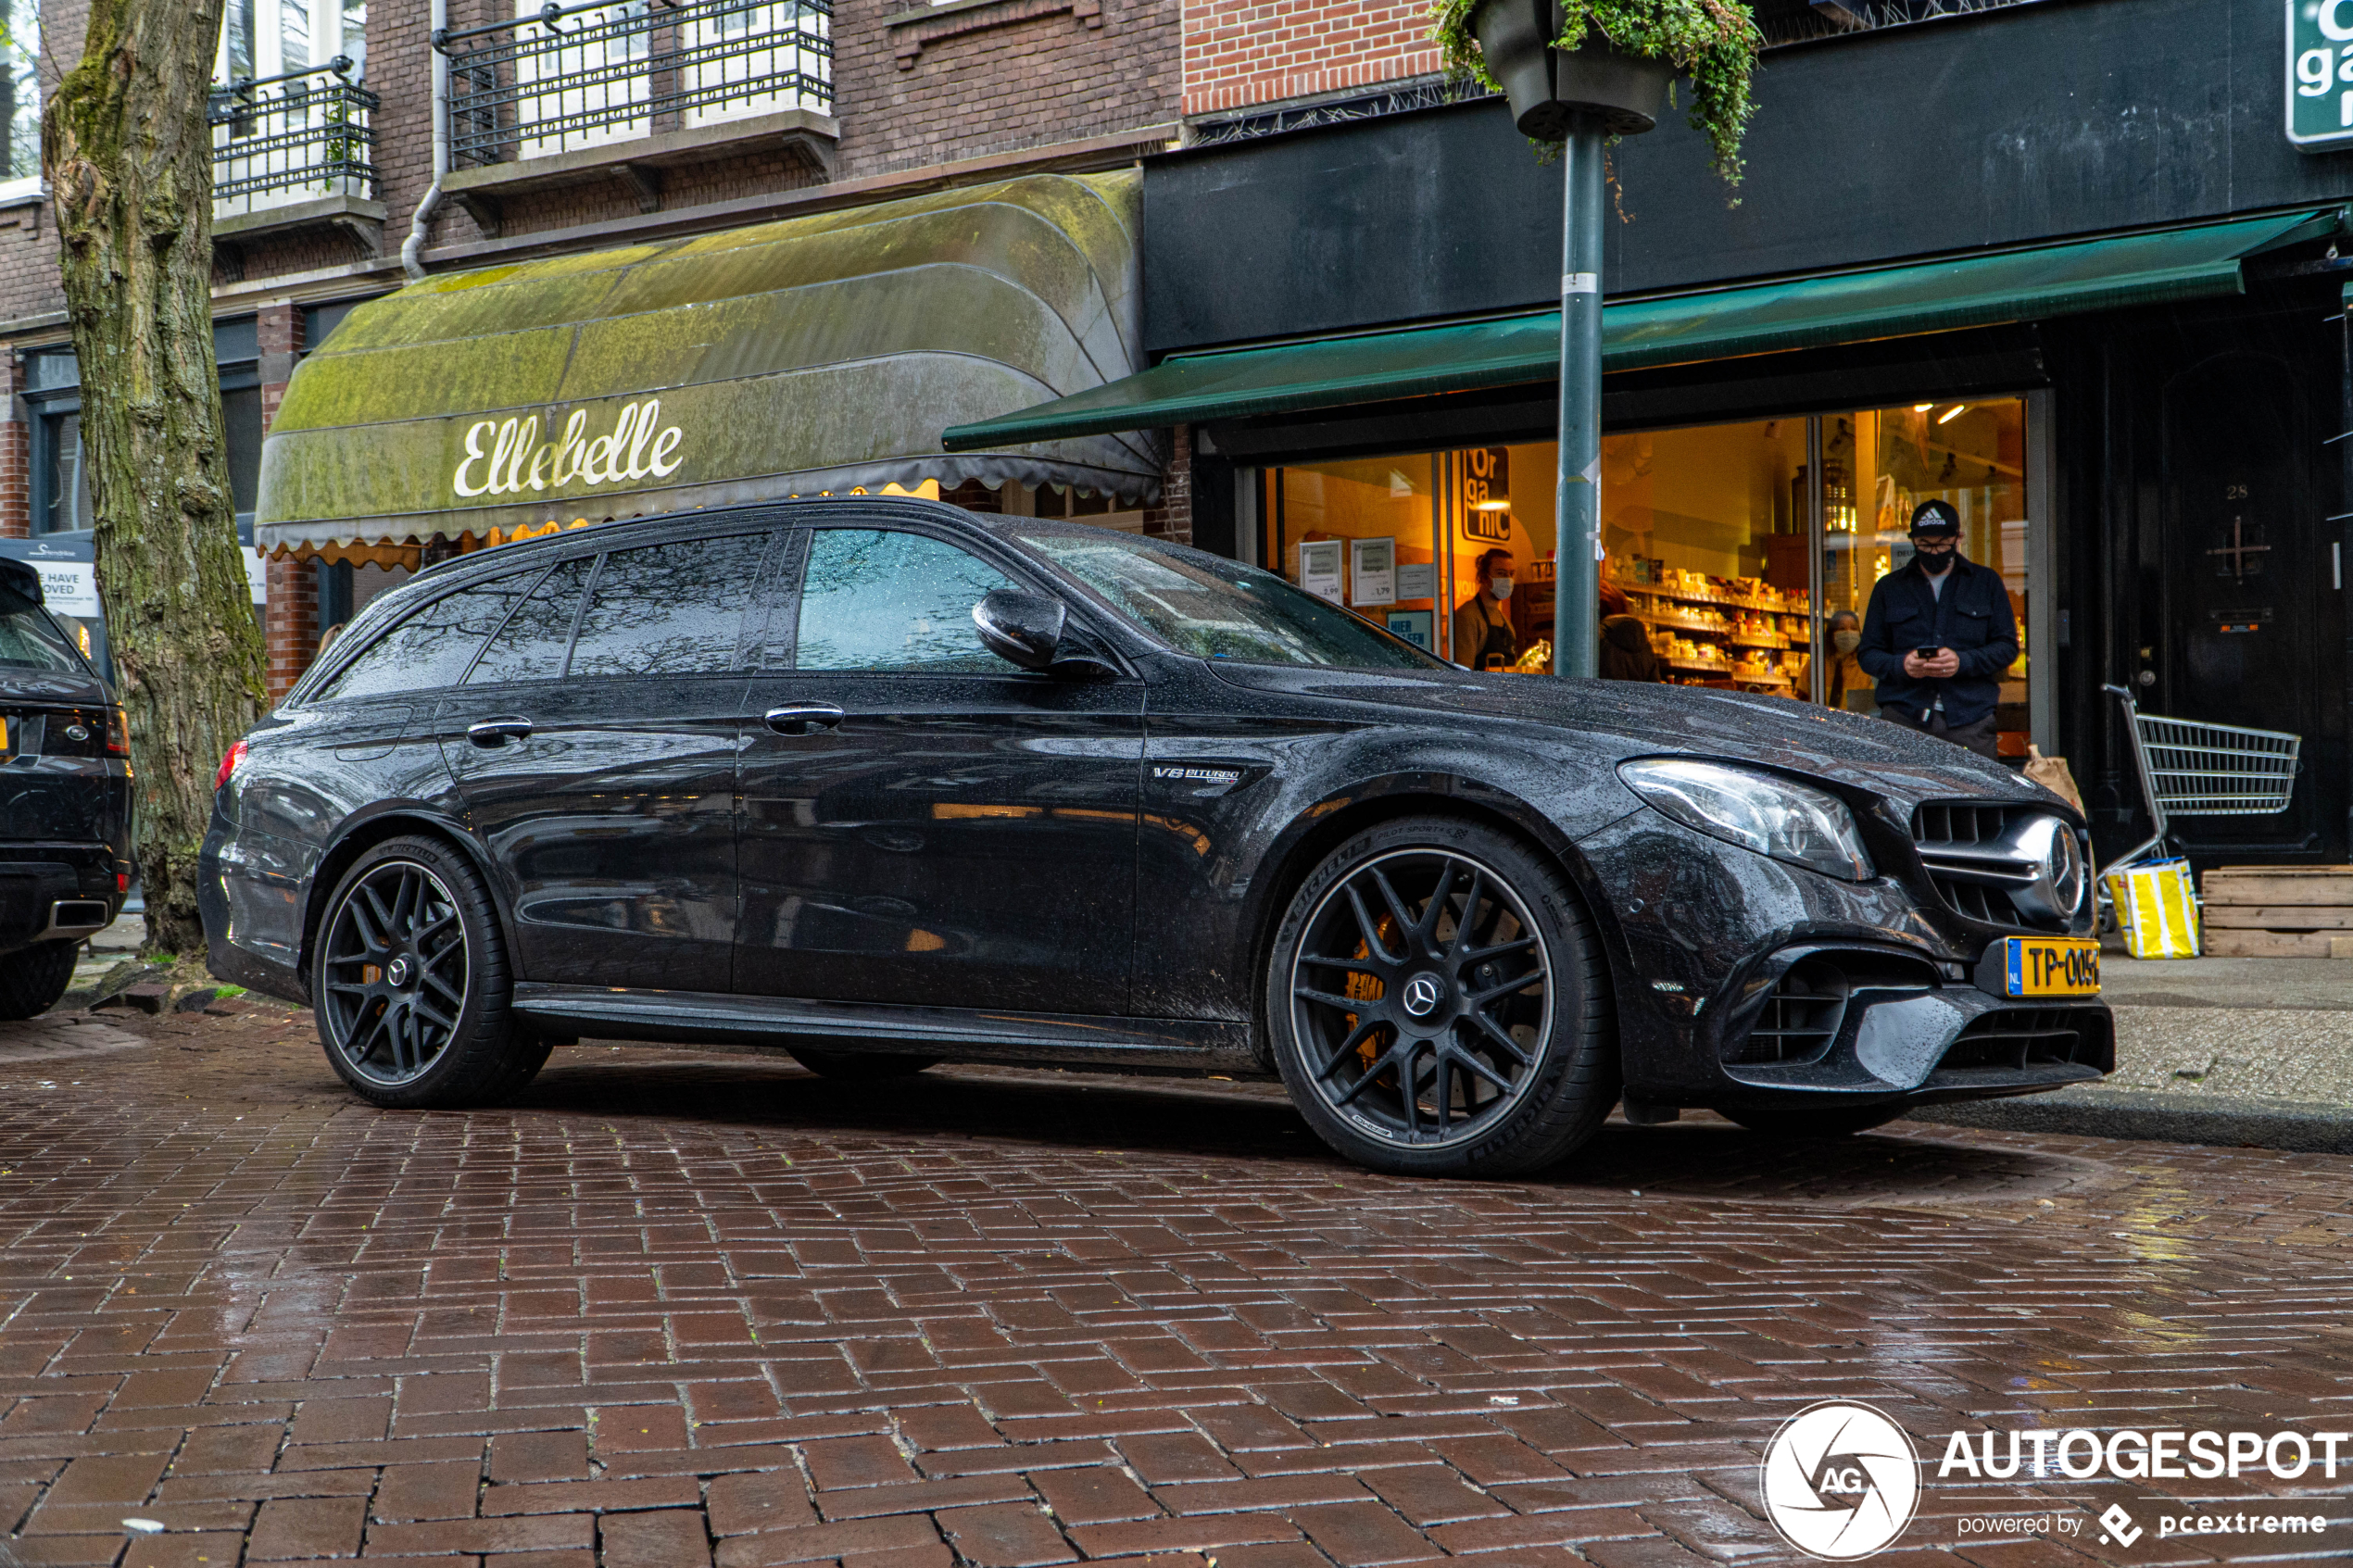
[1719,1103,1908,1138]
[0,940,77,1021]
[1268,816,1616,1176]
[786,1045,940,1081]
[313,835,542,1108]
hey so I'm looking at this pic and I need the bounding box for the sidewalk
[1918,953,2353,1151]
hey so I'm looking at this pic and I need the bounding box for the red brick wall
[0,348,26,539]
[1141,425,1191,545]
[1182,0,1438,117]
[263,557,318,703]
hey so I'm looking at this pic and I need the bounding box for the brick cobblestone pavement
[0,1002,2344,1566]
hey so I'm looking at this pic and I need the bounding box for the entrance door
[2148,342,2342,861]
[736,524,1144,1011]
[437,532,770,991]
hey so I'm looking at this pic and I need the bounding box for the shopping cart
[2094,683,2301,900]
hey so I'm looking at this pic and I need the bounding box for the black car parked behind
[201,499,2110,1176]
[0,558,130,1018]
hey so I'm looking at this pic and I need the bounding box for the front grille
[1911,802,2081,931]
[1935,1008,2106,1073]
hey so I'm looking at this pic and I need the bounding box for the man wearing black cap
[1855,499,2019,759]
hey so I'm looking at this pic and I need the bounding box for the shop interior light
[1912,403,1933,412]
[1937,404,1968,424]
[1471,499,1513,511]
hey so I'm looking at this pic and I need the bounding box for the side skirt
[510,984,1264,1075]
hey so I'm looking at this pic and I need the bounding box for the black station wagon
[200,498,2111,1175]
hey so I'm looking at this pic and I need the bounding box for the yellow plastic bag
[2108,859,2200,960]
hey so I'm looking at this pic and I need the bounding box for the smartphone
[1914,646,1941,659]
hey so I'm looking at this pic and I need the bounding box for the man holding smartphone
[1854,499,2020,759]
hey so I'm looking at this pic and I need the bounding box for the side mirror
[973,588,1069,671]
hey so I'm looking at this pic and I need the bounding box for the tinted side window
[569,534,765,678]
[796,529,1016,673]
[319,576,535,700]
[467,556,594,684]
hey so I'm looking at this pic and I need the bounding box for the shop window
[1245,395,2034,756]
[1821,398,2032,753]
[1601,420,1813,696]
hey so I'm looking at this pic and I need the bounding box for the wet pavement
[0,1002,2346,1566]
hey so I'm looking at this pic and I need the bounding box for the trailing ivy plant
[1428,0,1764,185]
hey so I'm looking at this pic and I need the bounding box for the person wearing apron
[1451,547,1520,671]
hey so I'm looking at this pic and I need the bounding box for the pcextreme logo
[1760,1401,1922,1560]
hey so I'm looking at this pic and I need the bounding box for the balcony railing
[437,0,834,169]
[208,59,381,212]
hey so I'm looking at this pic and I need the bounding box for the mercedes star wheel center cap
[386,956,412,988]
[1401,973,1445,1019]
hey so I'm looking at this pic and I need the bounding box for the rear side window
[0,583,82,675]
[467,556,595,685]
[318,575,536,700]
[569,533,765,678]
[796,529,1017,673]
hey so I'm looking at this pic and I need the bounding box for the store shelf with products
[1608,558,1812,696]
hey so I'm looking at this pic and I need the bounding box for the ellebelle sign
[452,400,686,500]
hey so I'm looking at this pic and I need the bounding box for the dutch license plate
[2001,935,2101,997]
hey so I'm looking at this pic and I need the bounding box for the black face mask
[1914,544,1957,575]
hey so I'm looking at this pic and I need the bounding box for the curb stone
[1912,1086,2353,1154]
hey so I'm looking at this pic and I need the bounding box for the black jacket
[1856,553,2019,728]
[1598,615,1665,682]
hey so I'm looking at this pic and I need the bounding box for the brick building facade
[0,0,1202,695]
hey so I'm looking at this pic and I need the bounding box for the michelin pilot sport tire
[1267,814,1617,1177]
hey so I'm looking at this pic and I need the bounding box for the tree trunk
[43,0,264,957]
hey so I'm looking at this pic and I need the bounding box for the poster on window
[1350,537,1396,607]
[1298,540,1344,603]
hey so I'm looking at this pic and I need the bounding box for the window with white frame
[213,0,373,215]
[0,0,40,202]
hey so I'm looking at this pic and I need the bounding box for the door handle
[765,703,845,736]
[466,717,534,747]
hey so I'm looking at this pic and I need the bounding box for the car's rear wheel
[1718,1103,1908,1138]
[1267,816,1616,1177]
[786,1045,938,1081]
[313,836,541,1108]
[0,940,78,1021]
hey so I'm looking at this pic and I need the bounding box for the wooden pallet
[2198,866,2353,956]
[2202,929,2353,959]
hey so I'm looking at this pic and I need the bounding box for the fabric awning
[940,208,2339,450]
[257,171,1158,553]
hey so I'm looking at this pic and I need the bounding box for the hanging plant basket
[1430,0,1764,184]
[1471,0,1676,140]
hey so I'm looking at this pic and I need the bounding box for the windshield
[1014,529,1445,671]
[0,583,84,675]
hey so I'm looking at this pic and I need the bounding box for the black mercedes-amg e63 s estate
[201,497,2109,1175]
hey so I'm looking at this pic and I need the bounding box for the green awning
[258,171,1158,551]
[941,208,2339,450]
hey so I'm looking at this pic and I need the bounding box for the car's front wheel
[313,835,543,1109]
[1267,816,1616,1177]
[0,940,78,1021]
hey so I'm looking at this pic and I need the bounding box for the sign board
[2288,0,2353,149]
[242,547,269,606]
[1386,609,1433,651]
[1396,561,1437,601]
[1297,539,1344,603]
[0,537,100,617]
[1349,537,1396,606]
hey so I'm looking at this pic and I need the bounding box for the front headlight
[1618,759,1876,882]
